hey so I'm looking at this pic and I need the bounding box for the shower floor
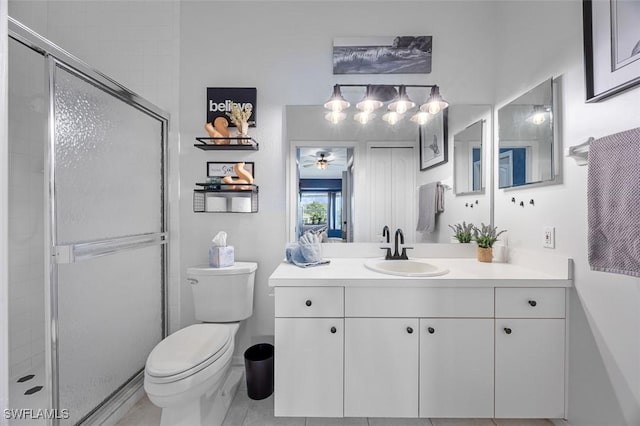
[8,367,48,425]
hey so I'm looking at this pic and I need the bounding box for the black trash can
[244,343,274,400]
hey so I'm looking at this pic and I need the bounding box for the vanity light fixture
[420,85,448,114]
[324,85,350,112]
[388,85,416,114]
[324,83,448,125]
[356,85,384,113]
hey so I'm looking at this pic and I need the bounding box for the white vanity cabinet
[274,287,344,417]
[344,318,419,417]
[269,261,571,420]
[419,318,494,418]
[494,288,566,419]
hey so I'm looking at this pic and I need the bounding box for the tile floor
[116,390,555,426]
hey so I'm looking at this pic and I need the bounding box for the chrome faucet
[392,228,413,260]
[380,225,392,259]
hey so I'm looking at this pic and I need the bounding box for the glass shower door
[51,62,166,425]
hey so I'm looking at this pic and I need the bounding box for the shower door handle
[54,232,167,264]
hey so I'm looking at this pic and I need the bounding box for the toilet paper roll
[205,195,227,212]
[231,196,252,213]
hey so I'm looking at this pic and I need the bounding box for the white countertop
[269,257,572,287]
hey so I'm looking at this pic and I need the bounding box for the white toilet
[144,262,257,426]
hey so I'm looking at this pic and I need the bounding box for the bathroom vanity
[269,256,572,420]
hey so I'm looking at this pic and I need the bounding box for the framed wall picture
[583,0,640,102]
[419,109,448,171]
[206,87,257,126]
[207,162,255,178]
[333,36,432,74]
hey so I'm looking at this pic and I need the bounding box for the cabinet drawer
[345,287,493,318]
[275,287,344,317]
[495,288,565,318]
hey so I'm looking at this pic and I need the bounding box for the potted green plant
[448,222,474,243]
[473,223,507,263]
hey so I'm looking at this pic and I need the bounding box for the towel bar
[567,137,594,166]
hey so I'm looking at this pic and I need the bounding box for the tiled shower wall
[7,38,46,380]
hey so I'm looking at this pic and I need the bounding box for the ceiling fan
[302,151,335,169]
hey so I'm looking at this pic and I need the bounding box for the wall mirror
[427,104,492,244]
[286,105,418,243]
[454,119,484,195]
[286,104,494,244]
[497,78,558,189]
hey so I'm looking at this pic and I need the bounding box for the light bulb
[410,112,430,125]
[420,86,449,115]
[382,111,403,125]
[394,101,410,114]
[421,100,442,115]
[356,99,383,113]
[324,111,346,124]
[531,113,546,125]
[388,85,415,114]
[354,112,375,124]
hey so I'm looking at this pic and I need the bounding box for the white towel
[416,182,439,233]
[588,127,640,277]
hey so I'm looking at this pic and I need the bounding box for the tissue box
[209,246,234,268]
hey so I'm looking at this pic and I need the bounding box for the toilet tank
[187,262,257,322]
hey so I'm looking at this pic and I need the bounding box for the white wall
[8,0,182,333]
[1,0,11,422]
[492,1,640,425]
[179,0,499,354]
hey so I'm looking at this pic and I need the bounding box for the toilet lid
[146,324,232,379]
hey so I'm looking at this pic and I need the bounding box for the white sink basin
[364,259,449,277]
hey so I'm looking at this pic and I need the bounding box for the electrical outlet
[543,226,555,249]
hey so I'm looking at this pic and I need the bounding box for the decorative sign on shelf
[207,87,257,127]
[207,162,255,178]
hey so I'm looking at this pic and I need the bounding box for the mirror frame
[453,118,486,196]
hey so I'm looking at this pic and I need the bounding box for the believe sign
[206,87,257,127]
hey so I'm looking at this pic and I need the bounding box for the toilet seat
[146,324,234,384]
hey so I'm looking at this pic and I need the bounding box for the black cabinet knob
[528,300,537,307]
[330,326,337,334]
[305,300,312,307]
[406,327,414,334]
[504,327,512,335]
[427,327,435,334]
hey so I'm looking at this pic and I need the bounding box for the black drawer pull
[427,327,435,334]
[305,300,312,307]
[528,300,537,307]
[330,326,337,334]
[406,327,414,334]
[504,327,512,335]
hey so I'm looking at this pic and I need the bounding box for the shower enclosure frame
[8,18,170,425]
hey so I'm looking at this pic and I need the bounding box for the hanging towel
[588,127,640,277]
[416,182,440,233]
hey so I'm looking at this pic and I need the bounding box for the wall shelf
[193,184,259,213]
[194,137,259,151]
